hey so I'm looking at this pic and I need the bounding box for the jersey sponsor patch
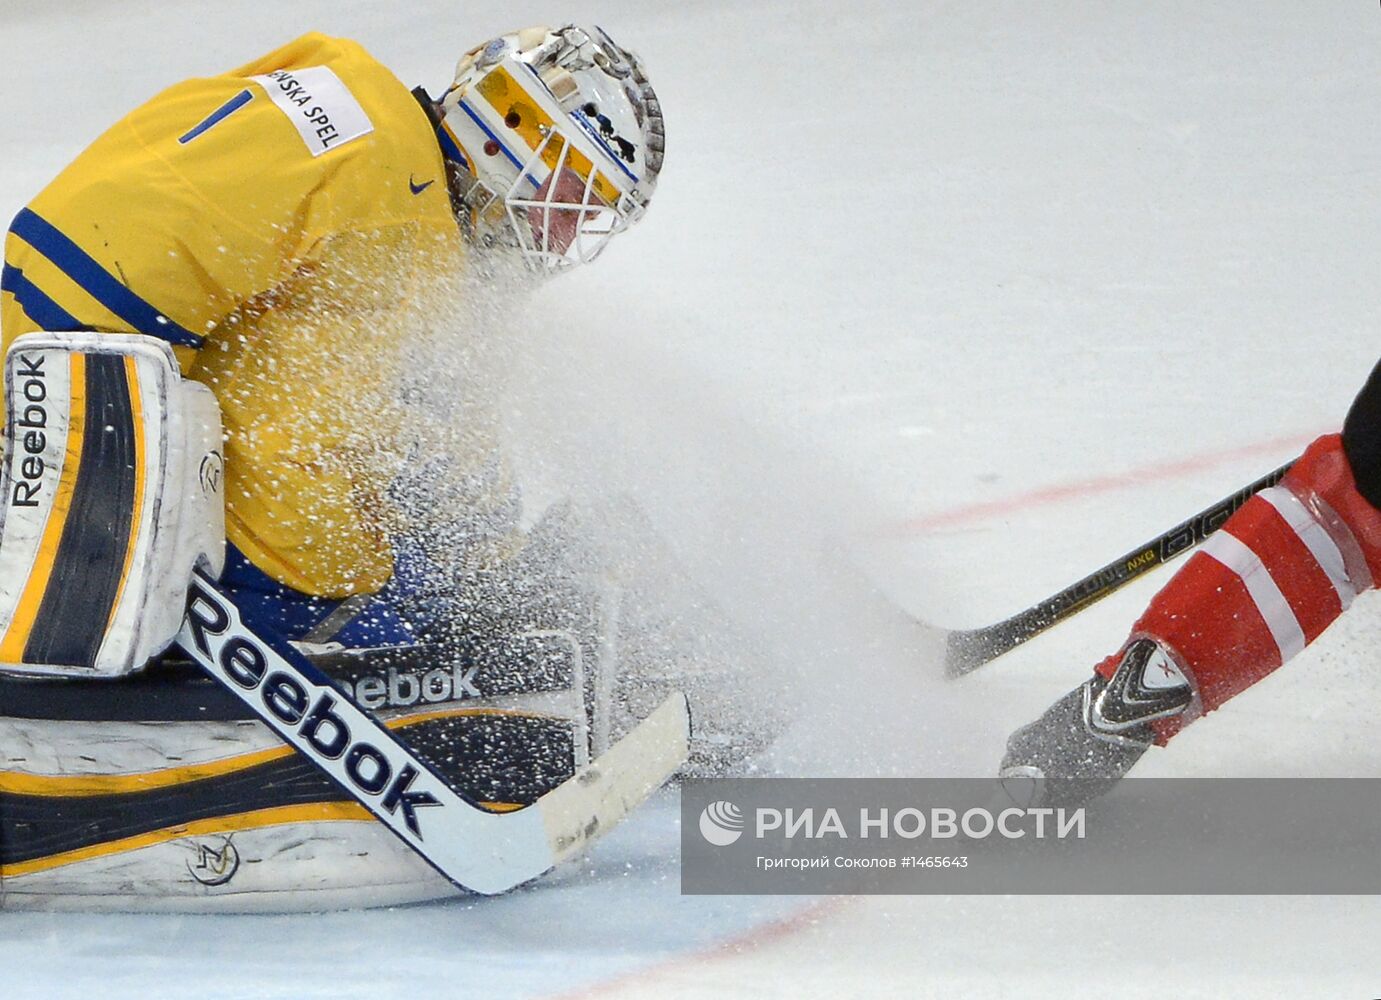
[249,66,373,157]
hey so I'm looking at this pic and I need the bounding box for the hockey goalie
[0,26,698,909]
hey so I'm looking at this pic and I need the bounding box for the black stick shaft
[944,461,1294,677]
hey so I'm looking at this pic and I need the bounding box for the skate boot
[998,638,1194,808]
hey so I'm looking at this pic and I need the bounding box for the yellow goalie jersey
[0,33,473,598]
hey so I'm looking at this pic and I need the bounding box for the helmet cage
[440,26,657,275]
[502,129,647,270]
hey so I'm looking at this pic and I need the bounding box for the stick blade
[537,692,690,867]
[944,629,1006,679]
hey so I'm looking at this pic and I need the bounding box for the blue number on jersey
[178,89,255,145]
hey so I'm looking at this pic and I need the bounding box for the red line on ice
[887,431,1319,535]
[551,430,1325,999]
[550,896,851,1000]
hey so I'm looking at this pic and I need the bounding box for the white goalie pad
[0,332,224,678]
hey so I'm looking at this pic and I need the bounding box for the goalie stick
[175,568,689,895]
[941,461,1293,677]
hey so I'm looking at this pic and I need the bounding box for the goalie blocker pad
[0,332,224,679]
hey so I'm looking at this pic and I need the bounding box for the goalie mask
[437,25,663,272]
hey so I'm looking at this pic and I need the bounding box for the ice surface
[2,1,1380,997]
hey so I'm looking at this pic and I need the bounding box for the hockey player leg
[1001,431,1381,806]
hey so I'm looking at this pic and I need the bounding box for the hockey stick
[176,569,688,895]
[942,461,1294,678]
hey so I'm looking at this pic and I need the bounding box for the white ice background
[1,2,1379,997]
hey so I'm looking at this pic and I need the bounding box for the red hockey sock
[1094,434,1381,744]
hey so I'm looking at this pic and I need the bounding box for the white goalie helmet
[437,24,664,272]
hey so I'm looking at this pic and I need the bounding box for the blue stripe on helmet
[456,100,542,191]
[569,109,641,185]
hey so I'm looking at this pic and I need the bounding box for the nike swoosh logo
[1087,639,1191,734]
[409,176,435,195]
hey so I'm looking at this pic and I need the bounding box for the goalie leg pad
[1095,433,1381,743]
[0,332,224,678]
